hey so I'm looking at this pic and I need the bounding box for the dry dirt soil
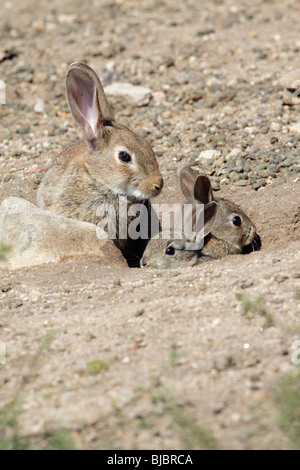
[0,0,300,450]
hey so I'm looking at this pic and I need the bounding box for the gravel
[0,0,300,451]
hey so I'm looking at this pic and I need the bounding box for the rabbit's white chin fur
[115,187,150,201]
[130,188,150,200]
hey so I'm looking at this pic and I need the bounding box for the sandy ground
[0,0,299,450]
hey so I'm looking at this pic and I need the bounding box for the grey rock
[0,197,126,269]
[279,68,300,90]
[279,69,300,105]
[104,82,152,107]
[34,98,45,113]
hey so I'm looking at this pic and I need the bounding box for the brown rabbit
[140,202,217,269]
[179,166,261,258]
[141,166,261,268]
[37,62,163,267]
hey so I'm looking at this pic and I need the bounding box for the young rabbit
[140,202,217,269]
[141,166,261,268]
[179,166,261,258]
[37,62,163,267]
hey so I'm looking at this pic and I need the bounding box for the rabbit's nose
[153,177,164,194]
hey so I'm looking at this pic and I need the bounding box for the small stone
[224,147,242,161]
[34,99,45,113]
[236,179,248,186]
[135,308,145,317]
[282,89,295,106]
[197,149,221,160]
[259,170,269,178]
[152,91,166,103]
[270,122,282,132]
[270,136,278,144]
[17,125,30,134]
[0,285,11,293]
[8,299,23,309]
[29,291,41,302]
[33,21,45,32]
[102,43,117,58]
[260,126,269,134]
[279,68,300,90]
[252,181,264,190]
[113,278,121,286]
[3,175,13,182]
[241,280,254,289]
[274,274,288,283]
[213,402,226,414]
[289,122,300,134]
[104,82,152,107]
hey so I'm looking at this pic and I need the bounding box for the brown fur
[37,62,163,266]
[141,167,261,268]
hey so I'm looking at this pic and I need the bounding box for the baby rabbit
[179,166,261,258]
[140,202,217,269]
[37,62,163,267]
[141,166,261,268]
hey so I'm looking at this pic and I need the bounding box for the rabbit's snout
[242,233,261,254]
[245,225,258,245]
[154,180,163,194]
[139,174,164,198]
[140,256,150,268]
[140,253,157,268]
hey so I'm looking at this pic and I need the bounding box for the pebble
[197,149,221,160]
[0,284,12,293]
[279,68,300,90]
[236,179,248,186]
[135,308,145,317]
[8,299,23,309]
[104,82,152,107]
[17,125,30,134]
[274,274,289,283]
[152,91,166,103]
[289,122,300,134]
[225,148,242,161]
[271,121,282,132]
[34,99,45,113]
[260,126,270,135]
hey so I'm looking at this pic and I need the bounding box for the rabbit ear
[191,201,216,248]
[193,175,214,204]
[65,62,112,151]
[179,166,199,201]
[202,201,217,236]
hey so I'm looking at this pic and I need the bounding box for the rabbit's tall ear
[202,201,217,236]
[65,62,112,151]
[179,166,199,201]
[192,201,216,247]
[193,175,214,204]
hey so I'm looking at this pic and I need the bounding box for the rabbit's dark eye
[118,151,131,163]
[232,215,242,227]
[165,246,175,256]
